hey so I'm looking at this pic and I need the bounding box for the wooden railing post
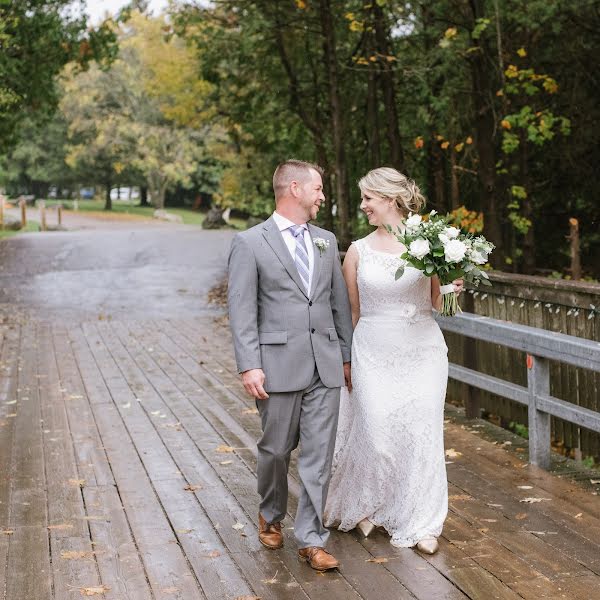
[527,354,551,468]
[39,200,46,231]
[0,195,4,229]
[20,197,27,228]
[57,204,62,226]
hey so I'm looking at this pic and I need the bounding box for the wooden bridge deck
[1,315,599,600]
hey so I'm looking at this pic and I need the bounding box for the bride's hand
[452,279,464,296]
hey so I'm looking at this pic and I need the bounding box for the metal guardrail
[436,312,600,469]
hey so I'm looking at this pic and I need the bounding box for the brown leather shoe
[258,513,283,549]
[298,546,340,571]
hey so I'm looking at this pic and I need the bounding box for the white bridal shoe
[416,537,439,554]
[356,518,376,538]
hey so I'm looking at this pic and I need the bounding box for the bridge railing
[437,312,600,469]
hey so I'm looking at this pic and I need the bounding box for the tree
[0,0,117,149]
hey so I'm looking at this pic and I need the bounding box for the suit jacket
[227,216,353,392]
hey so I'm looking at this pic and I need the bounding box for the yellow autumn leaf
[517,47,527,57]
[501,119,512,130]
[454,142,464,153]
[444,27,458,39]
[466,136,473,144]
[79,585,110,596]
[414,136,424,149]
[295,0,307,9]
[440,141,450,150]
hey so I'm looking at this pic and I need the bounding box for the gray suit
[227,216,353,547]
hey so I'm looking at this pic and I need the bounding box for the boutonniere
[313,237,330,256]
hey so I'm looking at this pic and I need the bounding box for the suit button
[309,301,313,306]
[311,328,315,333]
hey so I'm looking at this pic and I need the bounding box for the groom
[227,159,353,571]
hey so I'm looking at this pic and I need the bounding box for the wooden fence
[444,271,600,462]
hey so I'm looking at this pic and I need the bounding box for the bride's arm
[431,276,443,312]
[342,244,360,328]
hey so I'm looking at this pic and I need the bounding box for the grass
[36,199,247,229]
[0,220,40,240]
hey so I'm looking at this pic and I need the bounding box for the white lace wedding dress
[325,237,449,547]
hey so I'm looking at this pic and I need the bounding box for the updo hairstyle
[358,167,425,216]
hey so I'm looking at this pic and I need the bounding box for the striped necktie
[289,225,310,293]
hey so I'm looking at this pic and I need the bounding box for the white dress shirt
[272,211,315,292]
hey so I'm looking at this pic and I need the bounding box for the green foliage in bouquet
[386,211,495,316]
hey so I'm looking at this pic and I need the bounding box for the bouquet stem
[440,287,462,317]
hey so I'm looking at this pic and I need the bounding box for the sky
[84,0,169,24]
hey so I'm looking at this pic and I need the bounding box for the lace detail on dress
[325,237,449,547]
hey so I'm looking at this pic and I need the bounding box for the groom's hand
[343,362,352,392]
[241,368,269,400]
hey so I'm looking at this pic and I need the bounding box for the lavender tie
[289,225,310,292]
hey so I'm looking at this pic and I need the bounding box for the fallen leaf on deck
[121,402,131,409]
[176,528,193,534]
[449,494,471,501]
[69,479,86,488]
[262,571,278,584]
[235,596,261,600]
[216,445,235,453]
[480,519,497,523]
[515,513,528,520]
[517,485,533,490]
[445,449,462,459]
[220,460,233,465]
[574,513,583,519]
[61,550,95,560]
[79,585,110,596]
[590,480,600,485]
[5,400,16,405]
[151,410,161,416]
[69,395,83,400]
[184,484,202,492]
[366,557,388,564]
[161,588,179,594]
[519,497,550,503]
[232,522,245,530]
[203,550,221,558]
[242,408,259,415]
[1,529,14,535]
[48,523,74,531]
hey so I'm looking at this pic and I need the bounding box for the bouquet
[386,211,495,317]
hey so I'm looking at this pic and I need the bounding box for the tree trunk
[520,141,536,274]
[104,182,112,210]
[373,1,404,170]
[427,136,447,213]
[450,148,460,210]
[468,0,503,266]
[366,70,381,168]
[139,186,149,206]
[319,0,350,249]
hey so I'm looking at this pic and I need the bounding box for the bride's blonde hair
[358,167,425,216]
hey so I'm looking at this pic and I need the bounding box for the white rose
[429,210,437,217]
[405,213,422,229]
[469,249,488,264]
[408,238,430,260]
[444,226,460,239]
[438,233,449,245]
[444,239,467,263]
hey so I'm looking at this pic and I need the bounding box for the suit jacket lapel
[307,224,323,297]
[262,217,309,298]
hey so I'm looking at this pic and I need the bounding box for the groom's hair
[273,159,323,201]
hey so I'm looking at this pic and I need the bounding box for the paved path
[1,225,599,599]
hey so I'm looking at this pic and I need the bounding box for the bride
[324,167,462,553]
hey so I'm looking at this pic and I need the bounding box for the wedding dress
[325,237,449,547]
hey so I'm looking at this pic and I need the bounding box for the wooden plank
[52,324,154,600]
[0,324,21,596]
[5,322,52,600]
[36,323,102,598]
[71,324,209,600]
[113,319,419,600]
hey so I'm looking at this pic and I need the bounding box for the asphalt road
[0,224,235,321]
